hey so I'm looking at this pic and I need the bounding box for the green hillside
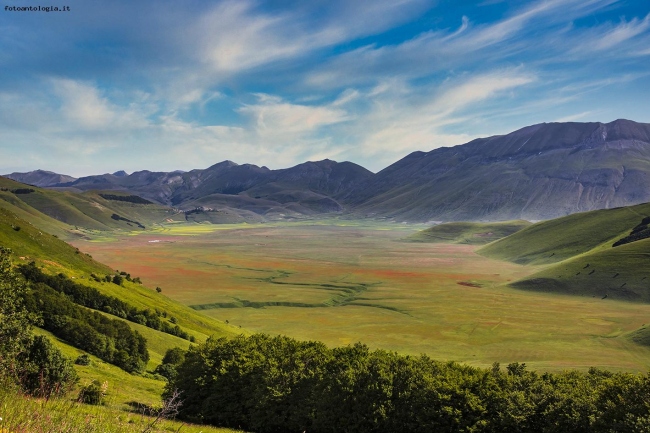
[475,201,650,309]
[479,202,650,265]
[0,205,239,338]
[468,202,650,353]
[0,176,178,235]
[509,237,650,302]
[507,233,650,347]
[405,220,530,244]
[0,200,242,411]
[0,205,110,274]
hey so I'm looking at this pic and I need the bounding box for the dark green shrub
[154,363,178,381]
[0,247,36,377]
[75,353,91,366]
[77,380,107,405]
[155,347,187,381]
[168,334,650,433]
[161,347,186,366]
[17,336,78,398]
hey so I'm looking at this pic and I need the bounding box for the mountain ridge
[6,119,650,222]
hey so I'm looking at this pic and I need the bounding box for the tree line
[23,282,149,373]
[167,333,650,433]
[0,247,78,397]
[98,193,153,204]
[18,262,193,341]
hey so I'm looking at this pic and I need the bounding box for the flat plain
[73,221,650,372]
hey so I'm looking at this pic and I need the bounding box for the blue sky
[1,0,649,176]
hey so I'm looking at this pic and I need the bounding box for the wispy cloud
[305,0,621,89]
[1,0,649,176]
[238,94,349,135]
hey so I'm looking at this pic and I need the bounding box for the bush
[17,336,78,398]
[77,380,107,405]
[0,247,36,378]
[154,348,186,381]
[161,347,186,366]
[75,353,91,366]
[154,363,178,382]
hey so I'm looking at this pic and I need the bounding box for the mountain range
[6,119,650,222]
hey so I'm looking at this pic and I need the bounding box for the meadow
[74,221,650,372]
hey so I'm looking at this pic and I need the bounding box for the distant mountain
[5,169,77,187]
[9,119,650,222]
[54,159,374,219]
[341,119,650,221]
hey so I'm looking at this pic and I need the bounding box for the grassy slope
[0,206,111,274]
[0,176,177,233]
[0,201,242,407]
[507,238,650,348]
[0,337,241,433]
[479,202,650,265]
[405,220,531,245]
[0,177,240,340]
[508,237,650,301]
[0,206,239,340]
[478,202,650,347]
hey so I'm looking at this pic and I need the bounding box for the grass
[405,220,531,244]
[0,203,242,420]
[479,202,650,265]
[476,200,650,302]
[32,328,169,409]
[75,222,650,372]
[0,206,111,275]
[0,206,239,342]
[509,237,650,302]
[0,177,177,236]
[0,380,243,433]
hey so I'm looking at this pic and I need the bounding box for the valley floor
[73,221,650,372]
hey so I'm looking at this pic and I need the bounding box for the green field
[74,221,650,372]
[405,220,531,244]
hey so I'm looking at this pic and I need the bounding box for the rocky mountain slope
[6,119,650,222]
[5,169,77,187]
[341,119,650,221]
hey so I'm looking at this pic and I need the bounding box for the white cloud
[51,79,150,131]
[305,0,621,89]
[573,13,650,52]
[430,72,535,115]
[190,0,429,76]
[237,94,349,134]
[554,111,600,122]
[597,14,650,50]
[319,70,537,169]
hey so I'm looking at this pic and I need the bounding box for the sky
[1,0,649,176]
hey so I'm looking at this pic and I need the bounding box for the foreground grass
[0,385,243,433]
